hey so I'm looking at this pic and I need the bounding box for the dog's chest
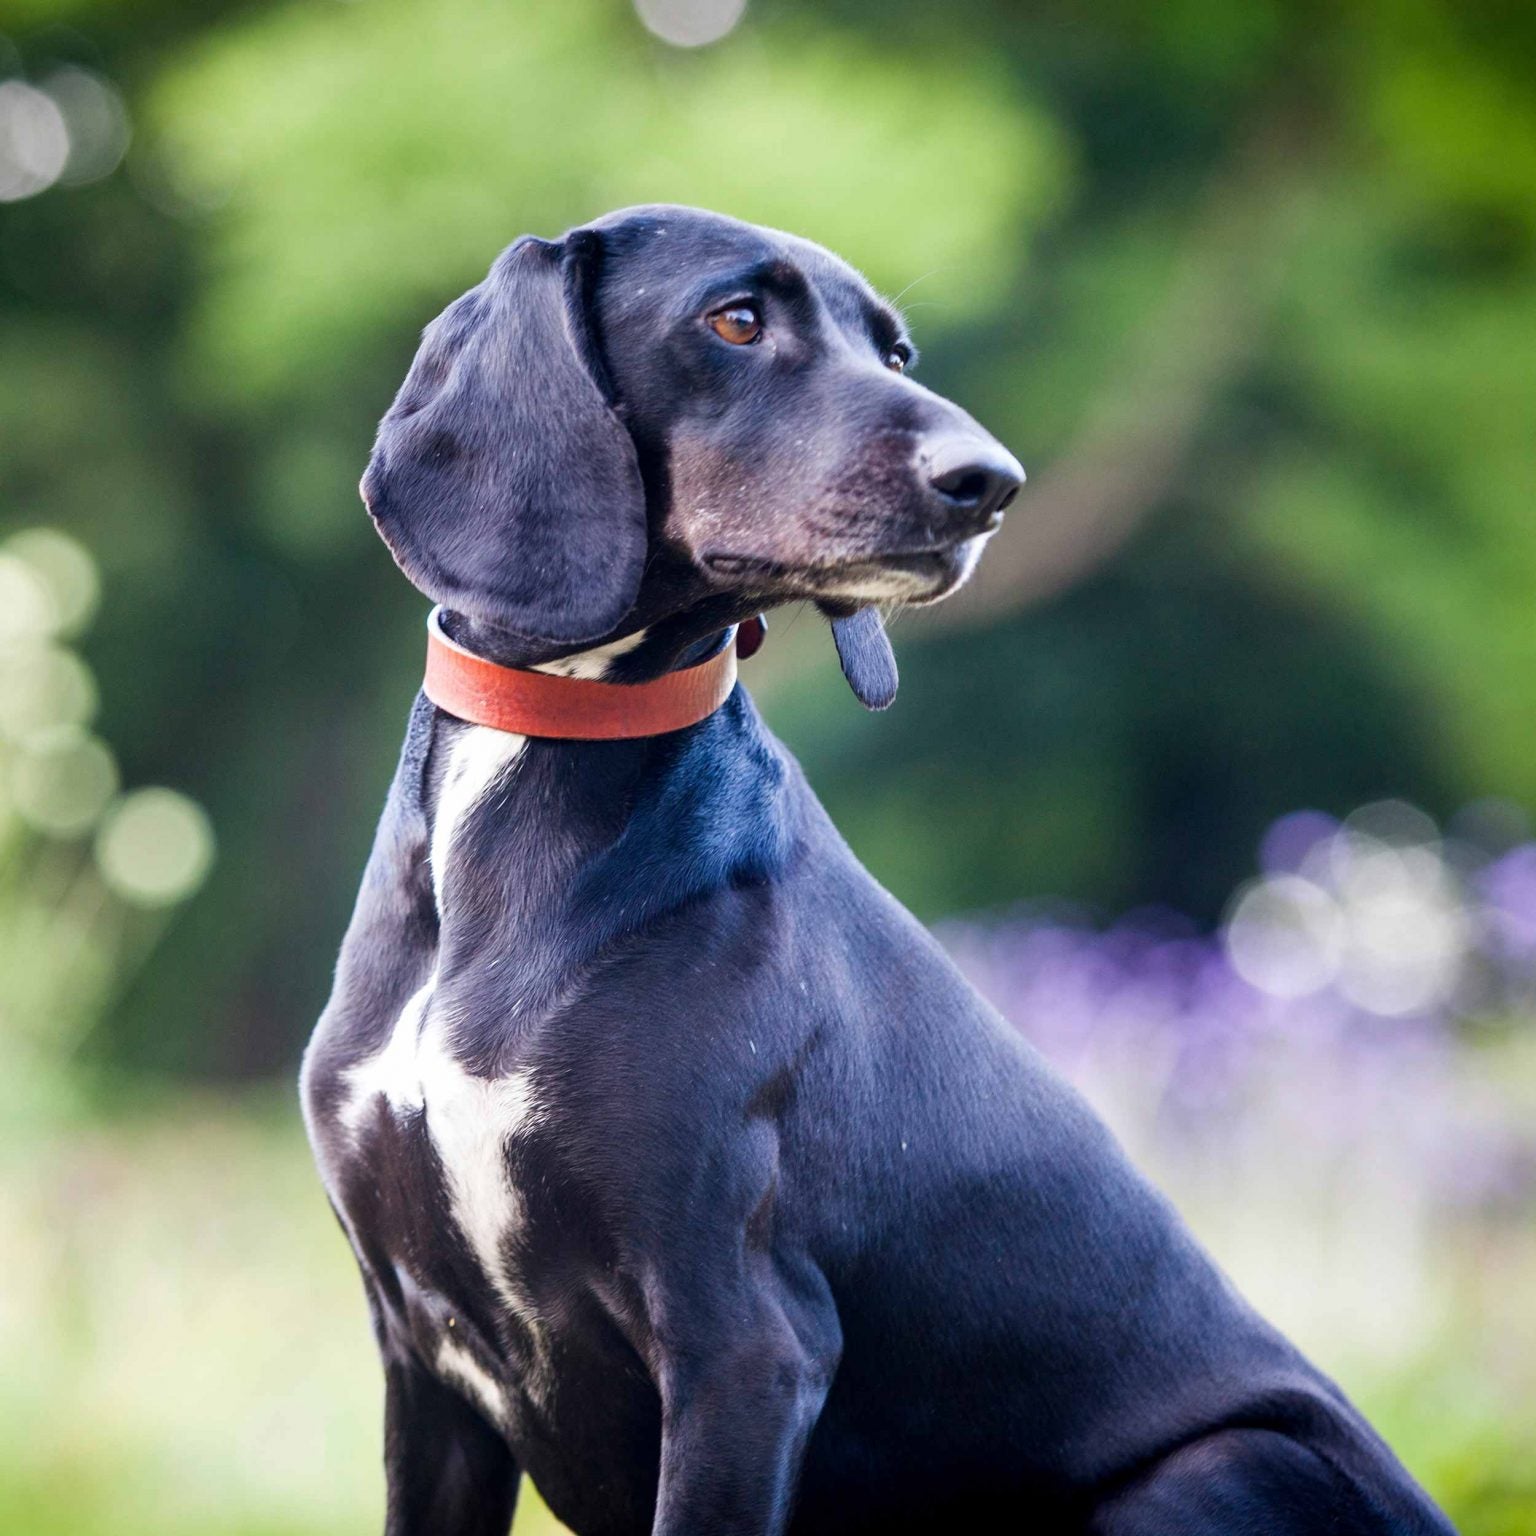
[310,723,567,1427]
[334,966,545,1295]
[319,966,554,1422]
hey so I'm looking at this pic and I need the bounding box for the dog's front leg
[651,1284,841,1536]
[382,1352,520,1536]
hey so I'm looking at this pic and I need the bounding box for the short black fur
[304,206,1453,1535]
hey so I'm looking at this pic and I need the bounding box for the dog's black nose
[924,438,1025,529]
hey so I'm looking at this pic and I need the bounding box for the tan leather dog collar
[423,607,763,740]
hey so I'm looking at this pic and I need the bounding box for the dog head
[363,205,1022,703]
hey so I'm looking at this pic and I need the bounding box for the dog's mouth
[698,531,995,710]
[701,538,990,605]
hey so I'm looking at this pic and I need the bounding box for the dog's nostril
[934,468,992,507]
[924,439,1026,522]
[996,485,1019,513]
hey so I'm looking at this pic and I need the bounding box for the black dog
[302,205,1453,1535]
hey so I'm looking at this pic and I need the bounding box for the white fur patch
[830,569,935,602]
[429,724,526,914]
[340,721,544,1329]
[416,1026,543,1316]
[532,628,648,681]
[436,1335,511,1428]
[955,531,993,581]
[819,532,998,605]
[337,973,436,1138]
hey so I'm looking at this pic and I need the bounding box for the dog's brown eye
[885,346,910,374]
[709,305,762,346]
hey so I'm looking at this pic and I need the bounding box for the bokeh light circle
[3,528,100,637]
[0,554,55,640]
[45,67,131,186]
[11,728,119,837]
[1224,875,1345,999]
[1334,841,1469,1016]
[0,80,70,202]
[95,788,216,908]
[0,642,98,742]
[634,0,747,48]
[1259,809,1337,875]
[1343,798,1441,852]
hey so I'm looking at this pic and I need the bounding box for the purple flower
[940,809,1536,1220]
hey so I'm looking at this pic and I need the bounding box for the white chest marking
[340,724,542,1324]
[436,1335,512,1428]
[336,617,662,1393]
[429,723,527,914]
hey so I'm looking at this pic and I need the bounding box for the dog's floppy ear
[362,232,646,645]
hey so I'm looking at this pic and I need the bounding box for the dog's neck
[445,594,769,685]
[398,677,794,1063]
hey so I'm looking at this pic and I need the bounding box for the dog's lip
[701,547,955,579]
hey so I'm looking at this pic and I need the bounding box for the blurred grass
[0,1091,568,1536]
[3,1085,1533,1535]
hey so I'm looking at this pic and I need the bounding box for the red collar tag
[422,608,763,740]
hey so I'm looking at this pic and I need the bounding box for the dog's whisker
[889,267,946,306]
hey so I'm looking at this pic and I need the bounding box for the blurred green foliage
[3,0,1534,1077]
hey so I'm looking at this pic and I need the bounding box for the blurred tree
[1,0,1533,1076]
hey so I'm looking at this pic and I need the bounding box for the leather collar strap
[423,607,763,740]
